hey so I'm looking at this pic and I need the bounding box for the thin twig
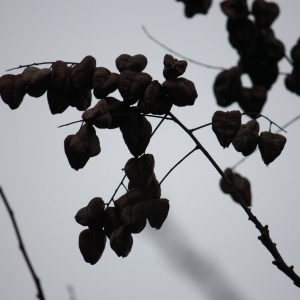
[151,113,168,137]
[141,26,225,71]
[6,61,78,72]
[0,187,46,300]
[58,120,83,128]
[167,112,300,287]
[190,122,212,132]
[284,54,293,67]
[159,146,198,186]
[107,174,127,207]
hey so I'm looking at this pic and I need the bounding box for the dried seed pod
[70,55,96,92]
[291,39,300,71]
[118,70,152,105]
[93,67,119,99]
[138,80,172,115]
[0,74,26,109]
[75,207,90,226]
[22,67,51,97]
[146,198,170,230]
[163,77,197,107]
[78,228,106,265]
[104,207,122,239]
[86,197,106,230]
[220,168,251,206]
[163,54,187,80]
[114,188,144,212]
[119,108,152,157]
[252,0,280,29]
[115,54,148,72]
[212,110,242,148]
[105,97,131,129]
[64,124,100,170]
[128,173,161,200]
[176,0,212,17]
[124,154,155,187]
[285,71,300,96]
[258,131,287,165]
[220,0,249,19]
[232,119,260,156]
[213,66,243,107]
[110,225,133,257]
[82,99,112,129]
[47,60,70,114]
[121,202,147,234]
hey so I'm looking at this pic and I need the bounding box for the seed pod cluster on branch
[212,0,285,117]
[212,110,286,165]
[0,53,198,169]
[75,153,170,263]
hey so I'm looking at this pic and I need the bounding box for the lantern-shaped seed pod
[115,54,148,72]
[212,110,242,148]
[163,54,187,80]
[232,119,260,156]
[78,228,106,265]
[146,198,170,229]
[258,131,287,165]
[110,225,133,257]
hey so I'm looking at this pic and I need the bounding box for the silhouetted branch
[167,112,300,288]
[0,187,46,300]
[107,174,127,207]
[159,146,198,185]
[141,26,225,71]
[6,61,77,72]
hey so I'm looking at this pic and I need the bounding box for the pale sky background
[1,1,300,300]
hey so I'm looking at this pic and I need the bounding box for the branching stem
[167,112,300,288]
[6,61,77,72]
[0,187,46,300]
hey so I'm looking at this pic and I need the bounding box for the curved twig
[6,61,78,72]
[0,187,46,300]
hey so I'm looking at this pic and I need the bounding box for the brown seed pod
[212,110,242,148]
[291,39,300,71]
[114,188,144,212]
[105,97,131,129]
[163,54,187,80]
[93,67,119,99]
[70,55,96,92]
[115,54,148,72]
[232,119,260,156]
[258,131,287,165]
[104,207,122,239]
[220,0,249,19]
[121,202,147,234]
[176,0,212,17]
[82,99,112,129]
[220,168,251,206]
[47,60,70,114]
[146,198,170,230]
[64,124,101,170]
[0,74,26,109]
[163,77,197,107]
[252,0,280,29]
[213,66,243,107]
[110,225,133,257]
[124,154,155,187]
[78,228,106,265]
[117,70,152,105]
[22,67,51,98]
[128,173,161,200]
[119,108,152,157]
[138,80,172,115]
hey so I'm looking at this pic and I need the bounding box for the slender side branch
[159,146,198,186]
[150,113,168,138]
[141,26,225,71]
[0,187,46,300]
[58,120,83,128]
[190,122,212,132]
[107,174,127,207]
[6,61,78,72]
[167,112,300,288]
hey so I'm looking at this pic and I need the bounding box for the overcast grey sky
[1,1,300,299]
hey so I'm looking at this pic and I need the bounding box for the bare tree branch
[0,187,46,300]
